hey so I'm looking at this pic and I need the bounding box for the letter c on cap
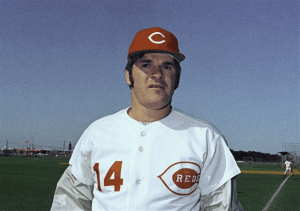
[148,32,165,44]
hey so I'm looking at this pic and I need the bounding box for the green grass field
[236,162,299,211]
[238,162,283,171]
[0,156,70,211]
[0,157,298,210]
[270,176,299,211]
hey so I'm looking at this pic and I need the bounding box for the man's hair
[125,53,181,89]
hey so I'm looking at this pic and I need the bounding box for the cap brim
[128,50,185,62]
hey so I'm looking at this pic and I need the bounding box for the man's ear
[125,70,131,86]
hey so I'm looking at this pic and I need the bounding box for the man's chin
[145,99,172,110]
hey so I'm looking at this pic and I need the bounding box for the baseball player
[283,157,295,179]
[51,27,244,210]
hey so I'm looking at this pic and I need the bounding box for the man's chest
[89,127,207,210]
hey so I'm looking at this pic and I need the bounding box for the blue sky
[1,0,299,154]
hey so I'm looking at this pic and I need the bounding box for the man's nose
[151,66,164,79]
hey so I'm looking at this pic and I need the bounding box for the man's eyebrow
[136,60,175,67]
[163,61,175,66]
[139,60,175,65]
[139,59,152,63]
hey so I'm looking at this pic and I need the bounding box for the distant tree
[230,149,280,162]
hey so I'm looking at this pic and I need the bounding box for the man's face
[125,53,177,110]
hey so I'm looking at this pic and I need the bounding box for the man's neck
[127,105,172,122]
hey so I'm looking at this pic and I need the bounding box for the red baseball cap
[127,27,185,61]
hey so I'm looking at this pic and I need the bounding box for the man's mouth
[149,84,164,89]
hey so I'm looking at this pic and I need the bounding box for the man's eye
[141,64,150,68]
[164,65,172,70]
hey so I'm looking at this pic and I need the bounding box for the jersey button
[136,179,141,184]
[139,147,144,151]
[141,131,146,136]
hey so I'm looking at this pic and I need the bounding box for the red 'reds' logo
[158,162,201,195]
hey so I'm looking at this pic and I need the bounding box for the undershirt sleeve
[200,178,244,211]
[200,179,232,210]
[51,165,94,211]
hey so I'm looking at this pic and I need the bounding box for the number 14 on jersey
[93,161,124,192]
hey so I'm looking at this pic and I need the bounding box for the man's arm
[229,176,244,211]
[51,165,94,211]
[200,177,244,211]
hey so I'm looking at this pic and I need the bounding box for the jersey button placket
[129,129,151,210]
[139,132,145,152]
[136,131,145,187]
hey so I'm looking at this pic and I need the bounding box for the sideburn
[129,72,134,88]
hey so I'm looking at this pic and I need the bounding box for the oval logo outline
[158,161,201,195]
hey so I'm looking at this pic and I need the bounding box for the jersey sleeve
[199,134,241,195]
[69,128,94,185]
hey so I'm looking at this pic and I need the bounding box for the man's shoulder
[88,108,128,128]
[169,107,224,136]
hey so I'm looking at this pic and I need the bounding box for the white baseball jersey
[69,107,241,210]
[285,161,293,169]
